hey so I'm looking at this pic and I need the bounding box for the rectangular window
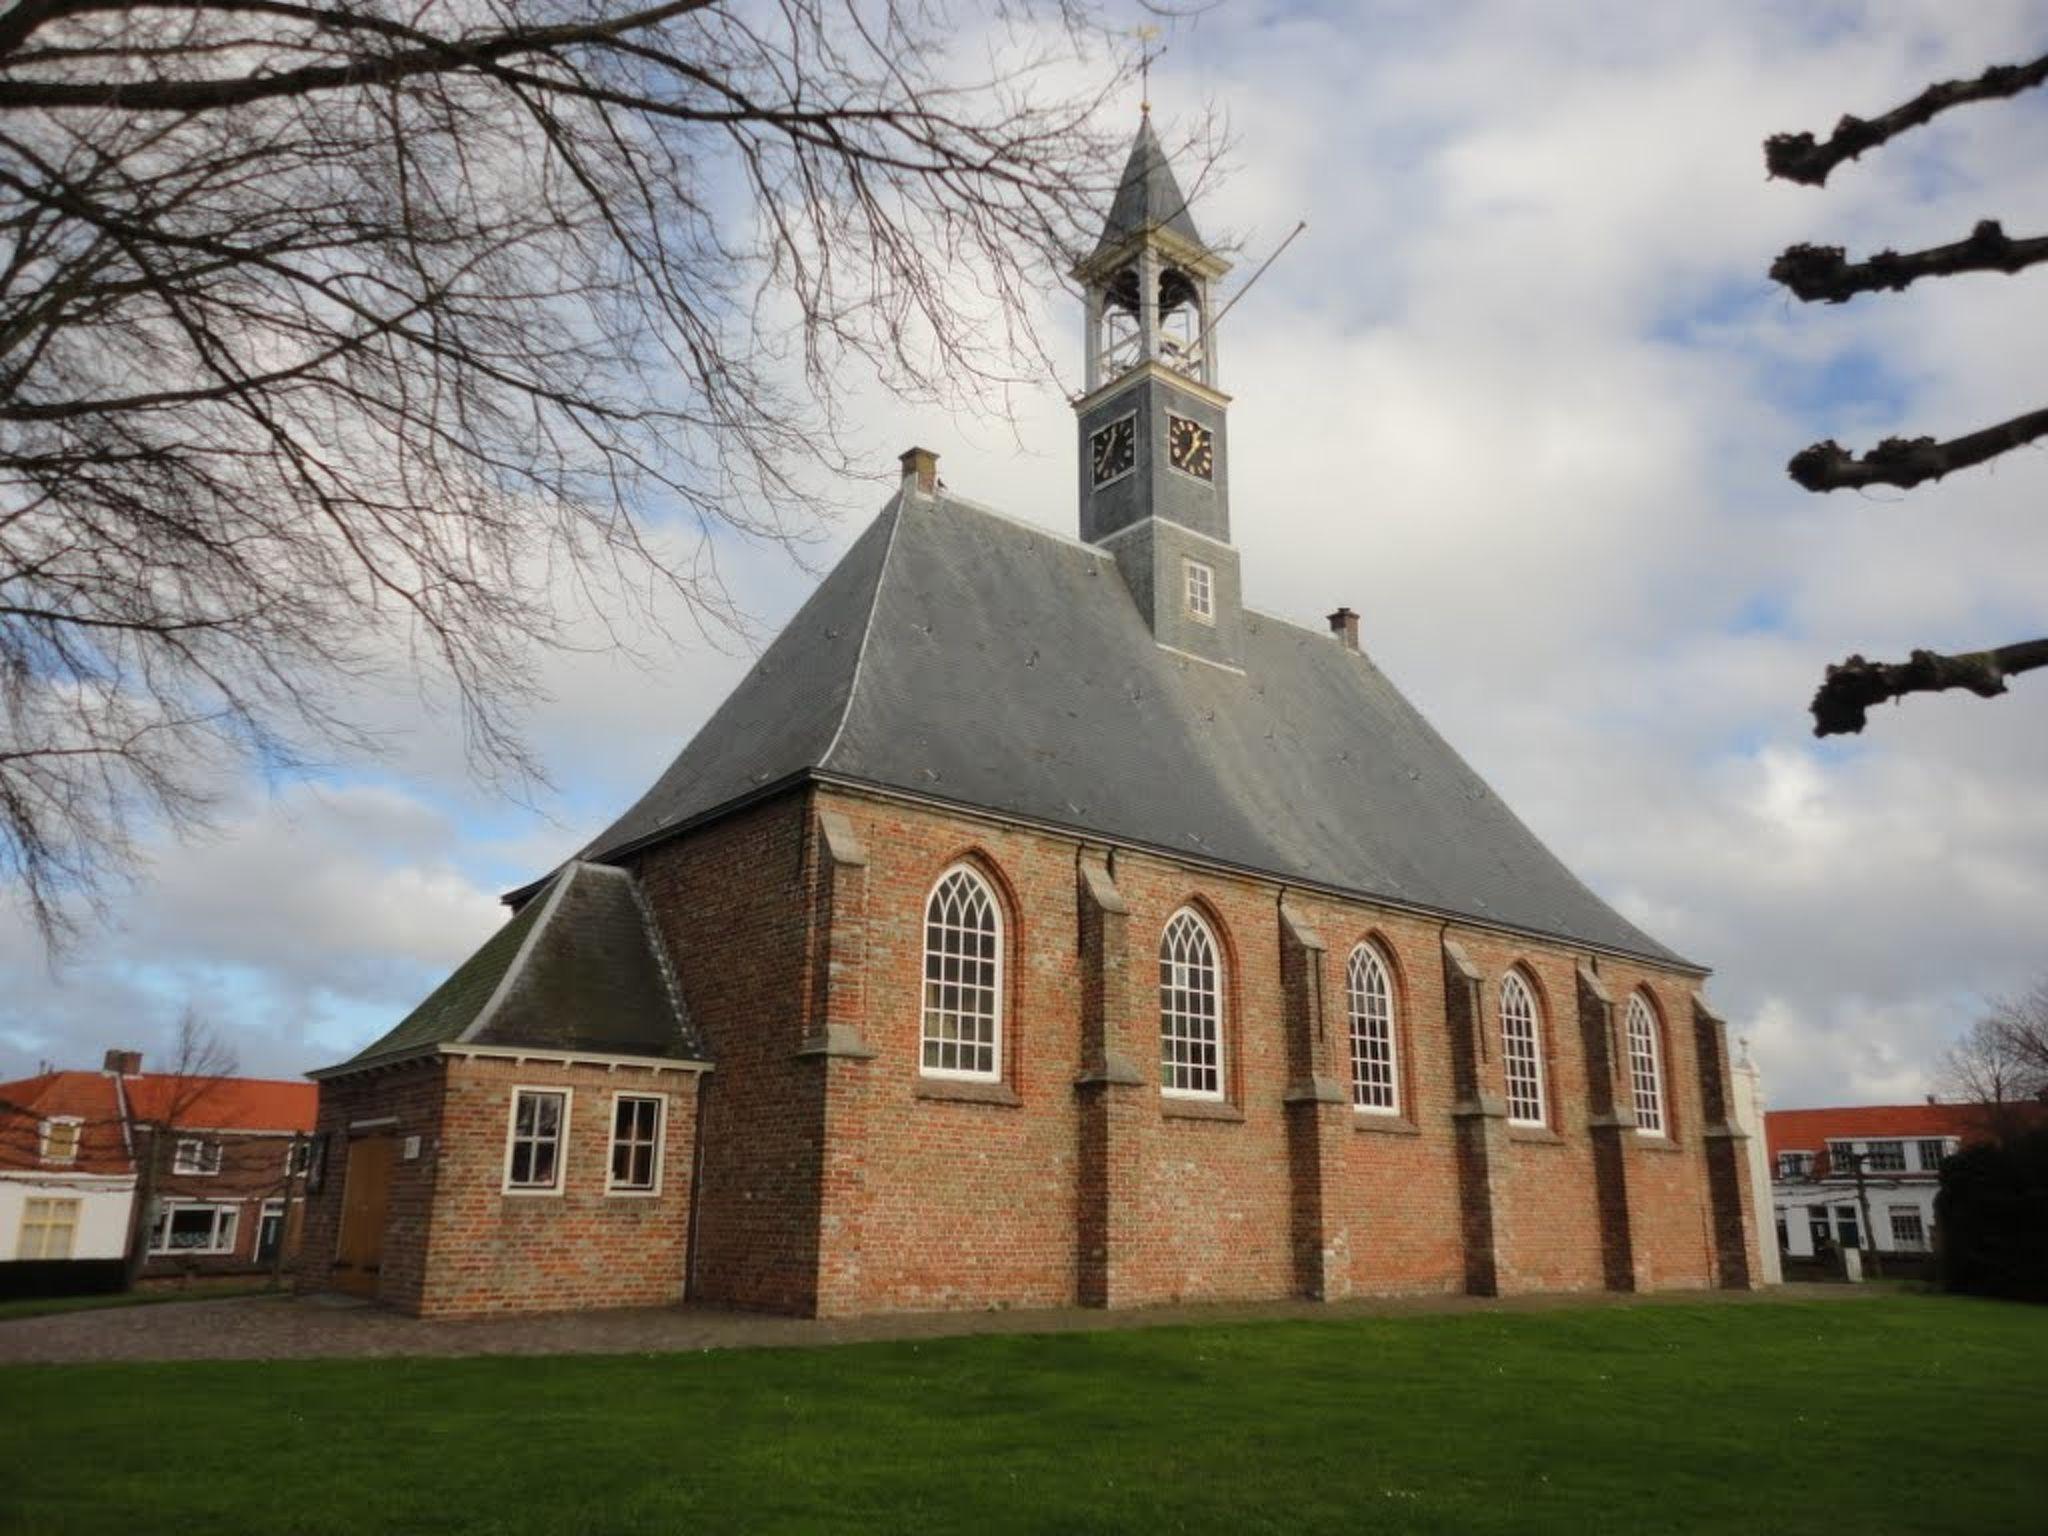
[1805,1204,1830,1250]
[148,1202,239,1254]
[1183,559,1214,624]
[286,1139,315,1177]
[1826,1141,1857,1177]
[504,1088,569,1194]
[608,1094,664,1195]
[1864,1140,1906,1172]
[18,1198,80,1260]
[38,1118,82,1164]
[1916,1138,1949,1173]
[173,1137,222,1176]
[1834,1205,1862,1249]
[1889,1206,1928,1251]
[1777,1151,1813,1180]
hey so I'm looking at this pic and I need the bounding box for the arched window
[1499,970,1546,1126]
[1159,908,1223,1099]
[921,865,1002,1080]
[1626,993,1667,1136]
[1346,943,1399,1114]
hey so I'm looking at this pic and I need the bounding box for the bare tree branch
[1787,407,2048,492]
[1771,220,2048,304]
[1765,51,2048,186]
[1810,639,2048,737]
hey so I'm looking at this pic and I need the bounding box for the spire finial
[1131,24,1161,116]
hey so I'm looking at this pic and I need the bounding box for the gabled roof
[326,861,705,1075]
[1090,114,1205,260]
[123,1075,316,1133]
[0,1071,129,1176]
[1764,1103,2012,1162]
[577,490,1692,970]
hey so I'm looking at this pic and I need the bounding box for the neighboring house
[299,119,1762,1321]
[1764,1103,1984,1262]
[0,1049,316,1292]
[0,1060,138,1290]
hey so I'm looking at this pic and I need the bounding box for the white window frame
[1887,1206,1928,1251]
[1624,993,1667,1137]
[1499,970,1546,1127]
[37,1115,82,1165]
[1864,1140,1906,1173]
[148,1200,240,1255]
[606,1092,667,1197]
[918,864,1005,1083]
[1159,907,1225,1101]
[285,1139,315,1177]
[18,1197,81,1260]
[173,1137,222,1176]
[1346,942,1400,1115]
[1778,1150,1814,1181]
[1183,558,1215,624]
[1915,1138,1951,1173]
[502,1086,572,1196]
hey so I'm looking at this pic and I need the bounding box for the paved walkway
[0,1282,1876,1365]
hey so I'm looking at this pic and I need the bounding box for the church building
[297,120,1760,1319]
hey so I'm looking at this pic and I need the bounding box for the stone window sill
[1353,1113,1421,1137]
[914,1078,1021,1107]
[1508,1125,1566,1146]
[1161,1098,1245,1124]
[1632,1133,1685,1154]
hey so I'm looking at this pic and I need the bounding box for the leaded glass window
[1347,943,1399,1113]
[1626,993,1666,1136]
[1500,971,1545,1126]
[921,866,1002,1080]
[1160,909,1223,1098]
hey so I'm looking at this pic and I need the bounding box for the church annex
[298,120,1760,1319]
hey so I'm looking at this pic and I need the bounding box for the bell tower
[1075,115,1241,670]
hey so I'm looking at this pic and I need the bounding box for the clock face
[1090,414,1136,486]
[1167,413,1214,480]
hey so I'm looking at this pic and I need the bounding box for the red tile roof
[1764,1103,1997,1162]
[0,1071,131,1176]
[122,1075,317,1133]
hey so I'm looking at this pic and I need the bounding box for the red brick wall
[294,1062,448,1312]
[140,1125,308,1278]
[416,1058,700,1318]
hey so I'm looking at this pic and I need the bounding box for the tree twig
[1771,220,2048,303]
[1810,639,2048,736]
[1787,406,2048,491]
[1766,51,2048,186]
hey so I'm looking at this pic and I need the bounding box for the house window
[1864,1140,1906,1172]
[1834,1205,1862,1249]
[1625,993,1666,1136]
[1888,1206,1929,1251]
[286,1139,315,1177]
[1159,908,1223,1099]
[920,865,1003,1080]
[1777,1151,1814,1180]
[608,1094,665,1195]
[1499,971,1545,1126]
[1346,942,1399,1114]
[1805,1204,1830,1250]
[173,1137,222,1176]
[503,1088,569,1194]
[37,1117,81,1164]
[1826,1142,1857,1177]
[18,1198,80,1260]
[1916,1138,1949,1172]
[149,1201,239,1254]
[1183,559,1214,623]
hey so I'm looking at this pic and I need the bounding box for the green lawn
[2,1295,2042,1534]
[0,1284,275,1322]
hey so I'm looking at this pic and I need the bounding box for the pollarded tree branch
[1771,220,2048,304]
[1811,640,2048,736]
[1766,51,2048,186]
[1788,406,2048,491]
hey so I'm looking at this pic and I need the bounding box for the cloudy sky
[4,0,2045,1111]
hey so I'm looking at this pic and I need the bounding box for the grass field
[2,1294,2042,1535]
[0,1284,274,1322]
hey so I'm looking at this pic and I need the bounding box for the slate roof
[1091,114,1204,259]
[577,489,1695,971]
[324,861,705,1074]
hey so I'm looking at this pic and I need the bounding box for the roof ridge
[457,862,579,1044]
[819,493,907,768]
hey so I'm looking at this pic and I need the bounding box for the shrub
[1937,1126,2048,1303]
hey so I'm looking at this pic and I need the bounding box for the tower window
[1184,560,1214,623]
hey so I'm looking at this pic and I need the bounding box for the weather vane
[1130,24,1162,115]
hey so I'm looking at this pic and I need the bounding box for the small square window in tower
[1184,559,1214,623]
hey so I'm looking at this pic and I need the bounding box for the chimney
[1326,606,1360,651]
[898,446,939,497]
[103,1048,142,1076]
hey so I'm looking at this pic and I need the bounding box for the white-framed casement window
[149,1201,239,1255]
[37,1116,82,1164]
[1915,1138,1951,1173]
[1624,993,1667,1137]
[503,1087,570,1194]
[1159,907,1224,1099]
[920,865,1004,1081]
[1499,970,1546,1126]
[1346,942,1399,1115]
[173,1137,222,1176]
[285,1139,315,1178]
[607,1093,665,1195]
[18,1198,80,1259]
[1183,559,1215,624]
[1778,1151,1814,1180]
[1888,1206,1929,1251]
[1864,1140,1906,1172]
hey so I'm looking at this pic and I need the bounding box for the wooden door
[333,1135,395,1297]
